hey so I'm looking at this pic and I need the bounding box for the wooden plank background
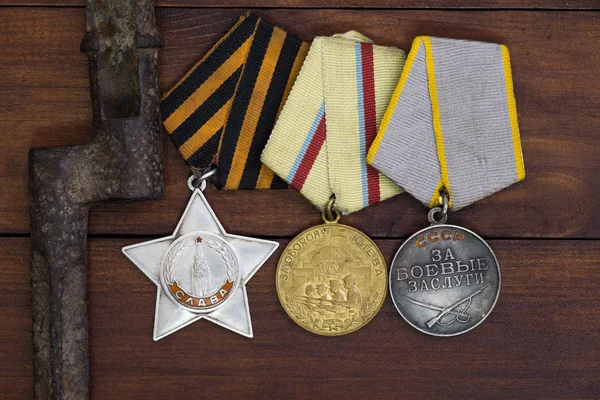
[2,1,600,9]
[0,2,599,399]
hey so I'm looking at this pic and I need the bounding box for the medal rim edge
[389,223,501,337]
[276,222,388,337]
[160,230,242,315]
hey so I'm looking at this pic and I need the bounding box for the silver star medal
[122,171,278,340]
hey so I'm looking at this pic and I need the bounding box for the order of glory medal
[367,36,525,335]
[262,32,406,335]
[125,13,307,340]
[122,171,278,340]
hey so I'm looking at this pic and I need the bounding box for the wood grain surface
[1,8,599,238]
[1,1,599,9]
[0,2,599,399]
[0,238,598,399]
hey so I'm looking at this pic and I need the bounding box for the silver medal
[389,201,500,336]
[122,171,278,340]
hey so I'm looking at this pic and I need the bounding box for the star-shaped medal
[122,187,278,340]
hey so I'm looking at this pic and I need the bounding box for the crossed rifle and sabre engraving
[404,282,493,328]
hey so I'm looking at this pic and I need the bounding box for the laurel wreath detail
[164,239,192,282]
[284,292,381,333]
[203,237,236,282]
[164,236,236,286]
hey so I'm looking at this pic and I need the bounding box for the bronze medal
[276,202,387,336]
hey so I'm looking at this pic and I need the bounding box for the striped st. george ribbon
[161,12,308,190]
[262,32,405,215]
[367,36,525,210]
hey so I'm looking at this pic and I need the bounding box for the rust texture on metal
[28,1,164,398]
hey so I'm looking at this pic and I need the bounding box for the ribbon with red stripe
[262,32,406,214]
[355,41,381,207]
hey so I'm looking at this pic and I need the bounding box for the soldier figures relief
[302,275,362,318]
[277,223,387,336]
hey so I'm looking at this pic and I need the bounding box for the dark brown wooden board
[0,8,599,238]
[1,1,599,9]
[2,4,600,399]
[1,238,599,399]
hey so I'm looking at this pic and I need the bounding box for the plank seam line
[0,234,598,241]
[0,5,599,11]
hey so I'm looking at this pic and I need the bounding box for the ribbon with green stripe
[162,12,308,190]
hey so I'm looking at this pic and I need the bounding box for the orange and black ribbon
[161,12,308,190]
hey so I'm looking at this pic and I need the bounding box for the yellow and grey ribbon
[262,32,405,215]
[161,12,308,190]
[367,36,525,210]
